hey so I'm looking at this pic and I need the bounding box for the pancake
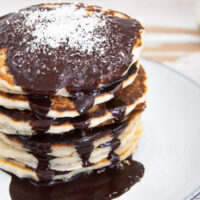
[0,61,140,118]
[0,3,144,97]
[0,67,147,135]
[0,114,143,182]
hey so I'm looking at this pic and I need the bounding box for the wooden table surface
[142,26,200,85]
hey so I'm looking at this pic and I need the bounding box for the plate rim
[142,58,200,89]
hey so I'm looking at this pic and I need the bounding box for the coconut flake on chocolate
[22,4,107,55]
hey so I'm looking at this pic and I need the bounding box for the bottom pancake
[0,115,143,182]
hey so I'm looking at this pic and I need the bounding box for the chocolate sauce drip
[0,4,143,95]
[23,134,52,154]
[98,129,122,164]
[28,95,51,116]
[108,138,121,163]
[106,99,127,121]
[30,117,53,133]
[99,138,120,163]
[34,153,55,182]
[9,158,144,200]
[28,95,52,133]
[70,114,91,129]
[73,94,94,114]
[24,133,55,182]
[75,130,94,167]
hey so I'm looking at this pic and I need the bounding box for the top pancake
[0,3,143,96]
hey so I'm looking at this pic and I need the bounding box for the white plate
[118,59,200,200]
[0,59,200,200]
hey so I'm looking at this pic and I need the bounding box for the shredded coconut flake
[20,4,107,54]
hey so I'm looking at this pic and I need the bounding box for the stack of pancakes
[0,3,147,183]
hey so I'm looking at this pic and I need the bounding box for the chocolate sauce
[19,130,55,181]
[75,131,94,167]
[28,95,51,116]
[108,146,121,164]
[23,134,52,153]
[34,153,55,182]
[9,157,144,200]
[30,117,53,134]
[107,99,127,121]
[0,4,143,95]
[102,137,121,164]
[73,94,94,114]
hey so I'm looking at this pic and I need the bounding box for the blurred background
[0,0,200,84]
